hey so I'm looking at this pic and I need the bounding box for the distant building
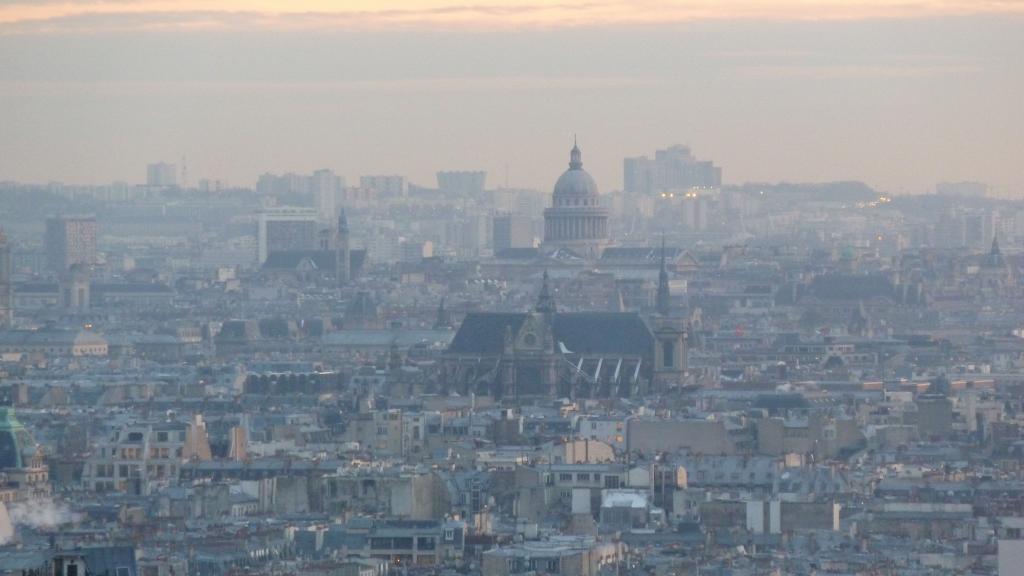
[0,405,51,501]
[0,329,108,357]
[443,269,686,398]
[312,169,344,222]
[45,214,97,272]
[360,175,406,197]
[146,161,177,187]
[0,231,11,329]
[256,170,346,222]
[936,181,989,198]
[83,418,210,494]
[624,144,721,194]
[493,213,534,253]
[437,171,486,195]
[543,141,610,260]
[257,207,319,264]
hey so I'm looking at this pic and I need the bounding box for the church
[442,265,687,399]
[442,141,687,399]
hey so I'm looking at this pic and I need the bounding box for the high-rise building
[146,162,178,187]
[0,231,12,329]
[543,141,609,259]
[257,208,319,264]
[312,169,343,223]
[45,215,97,272]
[624,145,721,194]
[360,175,406,198]
[493,213,534,253]
[437,171,486,195]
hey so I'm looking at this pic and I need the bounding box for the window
[577,473,590,482]
[559,473,573,482]
[604,475,620,489]
[663,340,675,368]
[444,529,455,541]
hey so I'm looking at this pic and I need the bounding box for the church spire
[656,238,671,316]
[434,296,452,329]
[569,138,582,170]
[536,269,557,314]
[337,207,349,232]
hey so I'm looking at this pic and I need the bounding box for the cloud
[1,0,1022,34]
[735,63,980,79]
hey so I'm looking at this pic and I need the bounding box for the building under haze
[0,231,11,329]
[493,213,534,253]
[543,141,610,260]
[45,215,97,273]
[437,171,486,195]
[257,208,319,264]
[360,175,406,198]
[624,145,721,194]
[146,162,177,187]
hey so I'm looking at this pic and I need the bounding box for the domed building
[543,141,610,259]
[0,406,51,501]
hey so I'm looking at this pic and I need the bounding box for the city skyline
[1,4,1022,194]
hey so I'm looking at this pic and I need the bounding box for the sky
[1,1,1022,194]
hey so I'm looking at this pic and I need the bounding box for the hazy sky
[1,1,1022,194]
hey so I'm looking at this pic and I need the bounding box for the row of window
[549,473,621,488]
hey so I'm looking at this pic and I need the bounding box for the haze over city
[2,0,1022,193]
[3,2,1024,576]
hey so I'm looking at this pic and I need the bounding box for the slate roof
[447,313,528,354]
[13,282,174,295]
[447,312,653,356]
[262,249,367,273]
[807,274,895,300]
[600,246,685,262]
[553,313,653,356]
[494,247,541,260]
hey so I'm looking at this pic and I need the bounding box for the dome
[553,142,599,198]
[553,169,599,198]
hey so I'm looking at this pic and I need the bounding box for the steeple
[337,207,349,233]
[569,138,582,170]
[656,238,671,316]
[986,234,1005,268]
[535,269,557,314]
[335,208,351,286]
[434,296,452,329]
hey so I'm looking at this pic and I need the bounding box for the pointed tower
[434,296,452,330]
[651,240,687,391]
[335,208,351,287]
[535,269,557,315]
[987,235,1005,267]
[656,238,671,316]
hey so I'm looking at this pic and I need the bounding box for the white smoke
[0,502,12,546]
[2,498,81,542]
